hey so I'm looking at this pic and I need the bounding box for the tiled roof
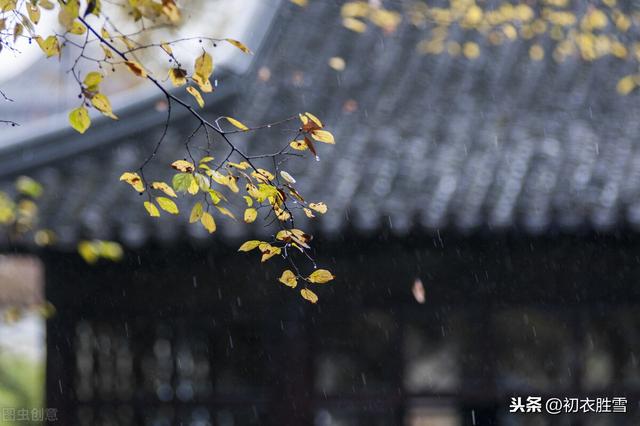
[1,1,640,248]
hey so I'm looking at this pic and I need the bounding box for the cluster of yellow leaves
[396,0,640,93]
[239,240,334,303]
[77,240,123,264]
[290,112,335,158]
[170,39,251,109]
[116,112,335,302]
[278,268,335,303]
[340,1,402,34]
[127,0,181,24]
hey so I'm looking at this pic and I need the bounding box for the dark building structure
[1,1,640,425]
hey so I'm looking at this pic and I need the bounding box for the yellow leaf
[83,71,102,88]
[343,17,367,33]
[188,177,200,195]
[244,208,257,223]
[77,241,99,264]
[290,140,308,151]
[69,106,90,134]
[278,270,297,288]
[171,160,195,172]
[189,202,203,223]
[238,240,262,252]
[161,0,180,23]
[261,246,281,262]
[252,169,275,182]
[305,112,323,128]
[216,206,236,220]
[290,0,308,6]
[228,161,250,170]
[125,61,147,78]
[617,75,636,95]
[91,93,118,120]
[27,4,40,25]
[310,129,335,144]
[200,156,215,163]
[156,197,179,214]
[201,211,216,233]
[243,195,253,207]
[225,38,253,54]
[309,202,328,214]
[101,45,113,59]
[35,35,60,57]
[328,56,346,71]
[168,68,187,87]
[193,51,213,92]
[463,42,480,59]
[151,182,177,198]
[304,207,315,218]
[161,42,173,55]
[308,269,335,284]
[280,171,296,184]
[119,172,144,192]
[144,201,160,217]
[187,86,205,108]
[69,20,86,35]
[225,116,249,131]
[300,288,318,303]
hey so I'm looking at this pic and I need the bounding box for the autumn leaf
[172,173,195,193]
[125,61,147,78]
[225,38,252,54]
[189,202,203,223]
[305,112,323,128]
[35,35,60,57]
[244,208,257,223]
[193,51,213,92]
[151,182,177,198]
[69,107,90,134]
[225,116,249,131]
[304,208,315,218]
[119,172,144,192]
[156,197,179,214]
[83,71,102,89]
[201,211,216,233]
[278,270,297,288]
[144,201,160,217]
[187,86,204,108]
[15,176,42,198]
[238,240,262,252]
[216,206,236,220]
[261,245,281,262]
[228,161,250,170]
[171,160,195,173]
[91,93,118,119]
[300,288,318,303]
[168,68,187,87]
[310,129,335,144]
[27,3,40,24]
[290,140,308,151]
[280,171,296,184]
[309,202,328,214]
[617,75,636,95]
[308,269,335,284]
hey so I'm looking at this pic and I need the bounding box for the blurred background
[1,0,640,425]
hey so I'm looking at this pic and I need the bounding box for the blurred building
[0,1,640,425]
